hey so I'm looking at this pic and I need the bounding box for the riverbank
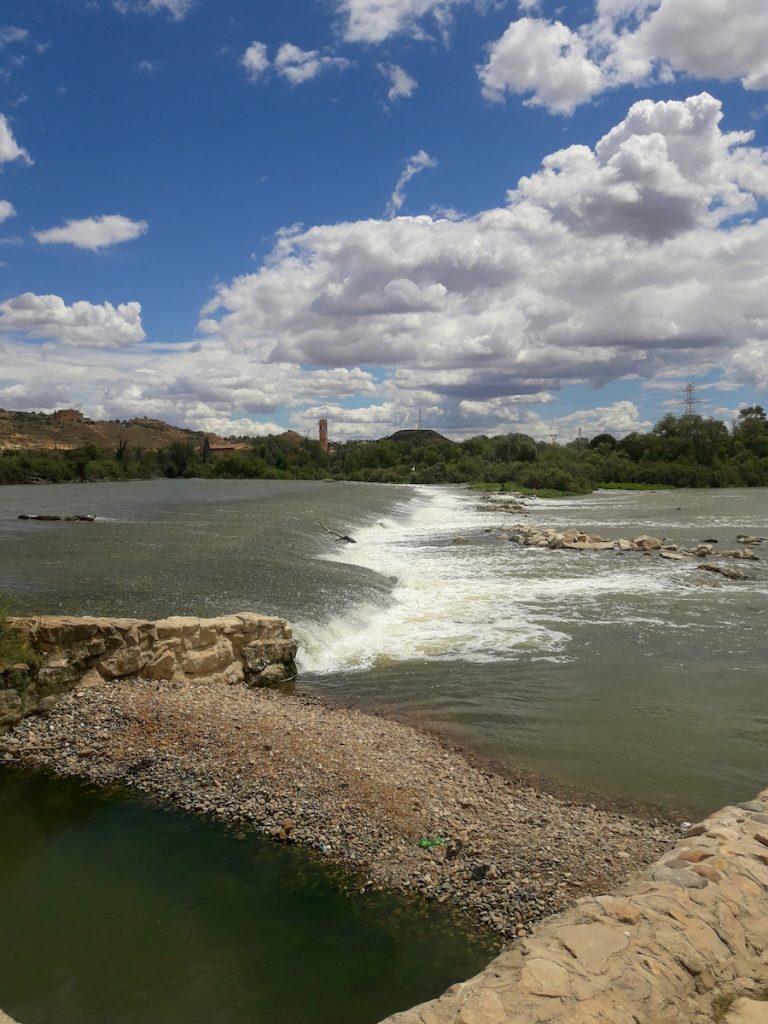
[0,679,675,939]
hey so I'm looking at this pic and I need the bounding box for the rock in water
[698,562,747,581]
[633,535,662,550]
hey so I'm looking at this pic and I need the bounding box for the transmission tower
[549,432,558,444]
[417,408,422,431]
[683,382,700,417]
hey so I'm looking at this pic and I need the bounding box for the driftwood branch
[317,521,356,544]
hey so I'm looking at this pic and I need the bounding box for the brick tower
[319,418,329,453]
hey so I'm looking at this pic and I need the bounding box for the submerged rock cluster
[499,524,761,580]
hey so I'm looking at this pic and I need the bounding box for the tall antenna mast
[683,382,700,417]
[417,408,422,431]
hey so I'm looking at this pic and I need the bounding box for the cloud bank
[197,94,768,434]
[6,94,768,439]
[0,293,145,347]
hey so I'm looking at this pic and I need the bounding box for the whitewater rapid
[294,486,695,675]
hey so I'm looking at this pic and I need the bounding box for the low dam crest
[0,613,297,729]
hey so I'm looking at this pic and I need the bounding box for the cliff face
[0,614,297,729]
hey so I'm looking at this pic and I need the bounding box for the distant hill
[388,428,454,445]
[0,409,223,453]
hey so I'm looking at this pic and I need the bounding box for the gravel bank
[0,680,676,939]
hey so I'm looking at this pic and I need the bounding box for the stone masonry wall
[381,794,768,1024]
[0,613,297,729]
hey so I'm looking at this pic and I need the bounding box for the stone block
[97,646,147,679]
[77,669,104,689]
[187,625,219,648]
[144,650,177,681]
[155,616,201,638]
[180,640,233,676]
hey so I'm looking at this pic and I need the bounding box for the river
[1,478,766,1022]
[2,478,766,812]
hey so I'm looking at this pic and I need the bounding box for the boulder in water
[633,535,662,550]
[699,562,747,581]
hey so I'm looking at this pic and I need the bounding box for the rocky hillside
[0,409,221,452]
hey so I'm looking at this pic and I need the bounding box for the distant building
[319,418,329,453]
[53,409,84,424]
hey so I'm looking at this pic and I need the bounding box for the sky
[0,0,767,442]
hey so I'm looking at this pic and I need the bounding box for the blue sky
[1,0,767,440]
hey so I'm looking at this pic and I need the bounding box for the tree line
[1,407,766,494]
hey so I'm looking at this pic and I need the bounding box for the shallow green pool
[0,768,498,1024]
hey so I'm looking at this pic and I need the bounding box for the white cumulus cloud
[337,0,474,43]
[0,293,145,348]
[0,200,15,223]
[0,113,32,165]
[480,0,768,114]
[378,62,418,101]
[511,92,768,239]
[274,43,351,85]
[479,19,604,113]
[240,41,351,85]
[240,41,270,82]
[33,214,149,251]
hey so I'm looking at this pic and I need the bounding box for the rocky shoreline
[0,678,676,940]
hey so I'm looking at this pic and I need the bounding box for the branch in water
[317,521,356,544]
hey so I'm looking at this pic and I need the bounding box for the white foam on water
[296,487,659,675]
[296,485,767,675]
[297,486,568,673]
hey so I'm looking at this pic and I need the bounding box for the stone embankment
[380,793,768,1024]
[0,614,297,729]
[500,524,761,580]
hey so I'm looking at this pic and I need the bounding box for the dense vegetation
[1,407,767,494]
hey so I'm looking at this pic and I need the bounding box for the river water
[2,479,766,812]
[1,479,766,1021]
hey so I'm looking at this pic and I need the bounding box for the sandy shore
[0,679,676,939]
